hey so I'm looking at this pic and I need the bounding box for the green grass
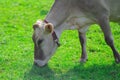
[0,0,120,80]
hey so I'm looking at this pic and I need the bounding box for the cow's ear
[44,23,54,33]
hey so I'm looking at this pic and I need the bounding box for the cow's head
[32,20,60,67]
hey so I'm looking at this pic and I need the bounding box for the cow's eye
[38,39,43,45]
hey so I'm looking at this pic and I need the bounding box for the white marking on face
[41,35,58,57]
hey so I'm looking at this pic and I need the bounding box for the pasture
[0,0,120,80]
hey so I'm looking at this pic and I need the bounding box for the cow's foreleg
[78,31,88,62]
[98,15,120,63]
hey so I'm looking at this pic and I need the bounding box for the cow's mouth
[34,59,48,67]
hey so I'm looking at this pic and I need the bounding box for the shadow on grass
[24,63,120,80]
[24,64,55,80]
[63,63,120,80]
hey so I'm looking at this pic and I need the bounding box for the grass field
[0,0,120,80]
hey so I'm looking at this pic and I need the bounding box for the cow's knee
[104,35,114,46]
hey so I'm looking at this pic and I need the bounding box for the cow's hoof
[115,55,120,63]
[80,58,88,63]
[115,60,120,64]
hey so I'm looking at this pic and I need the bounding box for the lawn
[0,0,120,80]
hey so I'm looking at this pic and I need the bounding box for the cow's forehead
[34,21,45,31]
[34,27,44,38]
[36,20,43,24]
[35,20,45,28]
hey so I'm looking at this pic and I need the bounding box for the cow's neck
[45,0,69,27]
[44,1,70,40]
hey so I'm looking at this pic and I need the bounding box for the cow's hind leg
[98,15,120,63]
[78,31,88,62]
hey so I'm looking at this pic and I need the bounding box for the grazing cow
[32,0,120,67]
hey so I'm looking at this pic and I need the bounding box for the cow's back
[74,0,120,22]
[109,0,120,22]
